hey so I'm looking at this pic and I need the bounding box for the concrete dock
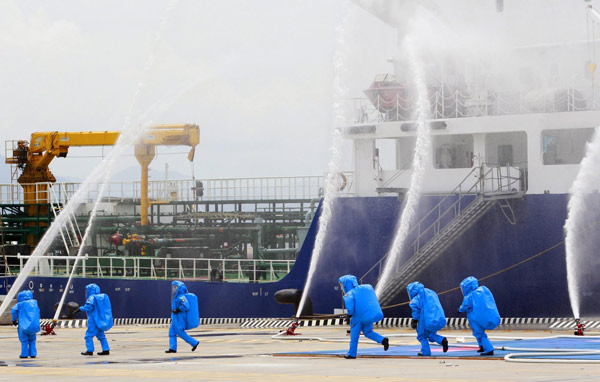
[1,325,599,381]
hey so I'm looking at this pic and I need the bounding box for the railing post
[455,90,459,117]
[82,255,86,278]
[441,84,445,118]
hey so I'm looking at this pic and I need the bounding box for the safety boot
[382,337,389,351]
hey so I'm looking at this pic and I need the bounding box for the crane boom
[6,123,200,244]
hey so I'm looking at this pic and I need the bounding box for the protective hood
[17,290,33,302]
[460,276,479,296]
[338,275,358,294]
[172,280,188,300]
[407,281,424,299]
[86,283,101,299]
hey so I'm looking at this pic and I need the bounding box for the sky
[0,0,596,182]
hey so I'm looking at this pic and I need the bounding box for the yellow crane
[6,124,200,245]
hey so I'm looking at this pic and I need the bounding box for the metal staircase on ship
[360,165,525,305]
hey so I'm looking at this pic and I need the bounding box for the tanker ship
[2,1,600,321]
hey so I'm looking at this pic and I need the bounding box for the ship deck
[0,325,598,381]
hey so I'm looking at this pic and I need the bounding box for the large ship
[2,1,600,321]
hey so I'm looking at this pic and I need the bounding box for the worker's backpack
[20,300,41,335]
[184,293,199,330]
[470,286,501,330]
[93,293,114,332]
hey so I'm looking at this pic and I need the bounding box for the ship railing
[6,254,295,283]
[0,174,355,206]
[359,164,522,285]
[481,162,528,193]
[352,84,596,123]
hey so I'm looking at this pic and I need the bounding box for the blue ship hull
[3,194,592,319]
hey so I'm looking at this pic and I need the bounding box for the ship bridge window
[485,132,527,167]
[433,134,473,169]
[542,128,595,165]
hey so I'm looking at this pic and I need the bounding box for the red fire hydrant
[574,318,585,336]
[41,321,57,336]
[284,320,301,336]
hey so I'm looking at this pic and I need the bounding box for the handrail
[3,254,295,283]
[354,83,597,124]
[359,166,482,283]
[359,164,523,284]
[0,173,355,205]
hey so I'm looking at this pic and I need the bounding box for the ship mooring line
[381,240,566,311]
[286,239,569,318]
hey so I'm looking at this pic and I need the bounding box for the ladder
[49,184,82,255]
[360,165,525,305]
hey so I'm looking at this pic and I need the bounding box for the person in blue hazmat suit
[74,283,113,356]
[338,275,389,359]
[458,276,501,356]
[11,290,40,358]
[407,281,448,356]
[166,281,199,353]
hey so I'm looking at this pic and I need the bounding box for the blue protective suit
[339,275,385,358]
[407,282,447,356]
[169,281,199,351]
[11,290,40,358]
[80,283,112,352]
[459,277,500,353]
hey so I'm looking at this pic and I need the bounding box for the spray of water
[51,0,181,320]
[295,5,350,318]
[564,127,600,319]
[375,36,432,297]
[0,0,180,320]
